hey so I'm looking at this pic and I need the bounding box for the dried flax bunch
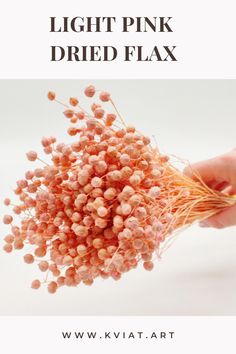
[2,85,236,293]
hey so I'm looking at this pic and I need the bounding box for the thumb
[184,155,231,184]
[184,151,236,191]
[200,203,236,229]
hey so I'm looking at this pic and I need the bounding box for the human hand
[185,149,236,228]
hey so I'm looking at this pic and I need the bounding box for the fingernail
[199,221,210,227]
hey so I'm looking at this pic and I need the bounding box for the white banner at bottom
[0,316,234,353]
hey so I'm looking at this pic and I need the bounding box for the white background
[0,0,236,78]
[1,316,236,354]
[0,80,236,316]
